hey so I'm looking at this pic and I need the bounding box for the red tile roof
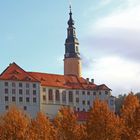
[29,72,97,90]
[0,62,39,82]
[0,63,111,90]
[75,111,89,122]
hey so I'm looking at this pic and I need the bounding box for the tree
[54,107,86,140]
[86,99,123,140]
[115,94,126,115]
[28,112,56,140]
[120,93,140,140]
[0,106,29,140]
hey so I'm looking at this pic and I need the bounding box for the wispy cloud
[81,0,140,95]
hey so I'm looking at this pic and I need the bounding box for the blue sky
[0,0,140,96]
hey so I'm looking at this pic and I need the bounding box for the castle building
[0,7,115,119]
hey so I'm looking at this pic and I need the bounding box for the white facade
[0,79,115,119]
[40,86,115,119]
[0,80,40,117]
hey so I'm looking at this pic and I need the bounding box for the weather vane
[69,0,72,10]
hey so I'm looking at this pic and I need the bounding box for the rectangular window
[87,100,90,105]
[76,97,79,103]
[24,106,27,110]
[93,92,96,95]
[82,91,85,95]
[5,96,9,102]
[33,90,36,95]
[5,89,8,94]
[76,91,79,95]
[87,91,90,95]
[12,89,16,94]
[43,95,46,101]
[26,97,30,103]
[82,100,85,105]
[69,91,73,102]
[12,82,16,87]
[43,88,46,92]
[12,96,16,102]
[19,97,23,102]
[105,91,108,95]
[33,83,36,88]
[5,82,8,86]
[26,83,29,88]
[99,92,101,95]
[19,83,22,87]
[110,100,114,105]
[5,105,9,110]
[26,89,30,95]
[19,89,23,95]
[33,97,36,103]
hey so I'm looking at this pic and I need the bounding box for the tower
[64,6,82,77]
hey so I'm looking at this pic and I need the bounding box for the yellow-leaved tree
[120,93,140,140]
[86,99,123,140]
[0,106,29,140]
[54,107,86,140]
[28,112,57,140]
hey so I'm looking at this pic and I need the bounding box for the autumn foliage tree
[0,106,30,140]
[86,99,123,140]
[120,93,140,140]
[54,107,86,140]
[28,112,57,140]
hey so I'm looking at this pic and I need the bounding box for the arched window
[69,91,73,102]
[55,90,60,101]
[48,89,53,101]
[62,91,66,102]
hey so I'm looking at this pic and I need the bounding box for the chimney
[86,78,89,84]
[91,79,94,84]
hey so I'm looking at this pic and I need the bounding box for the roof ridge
[0,62,40,82]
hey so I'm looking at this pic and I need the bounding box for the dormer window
[12,70,19,74]
[24,77,31,81]
[10,75,18,80]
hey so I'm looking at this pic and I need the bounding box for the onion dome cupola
[64,6,80,59]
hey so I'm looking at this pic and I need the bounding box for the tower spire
[64,5,82,77]
[68,5,74,27]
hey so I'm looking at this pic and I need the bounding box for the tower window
[76,46,78,52]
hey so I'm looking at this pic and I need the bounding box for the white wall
[0,80,40,117]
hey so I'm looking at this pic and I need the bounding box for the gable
[0,62,39,82]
